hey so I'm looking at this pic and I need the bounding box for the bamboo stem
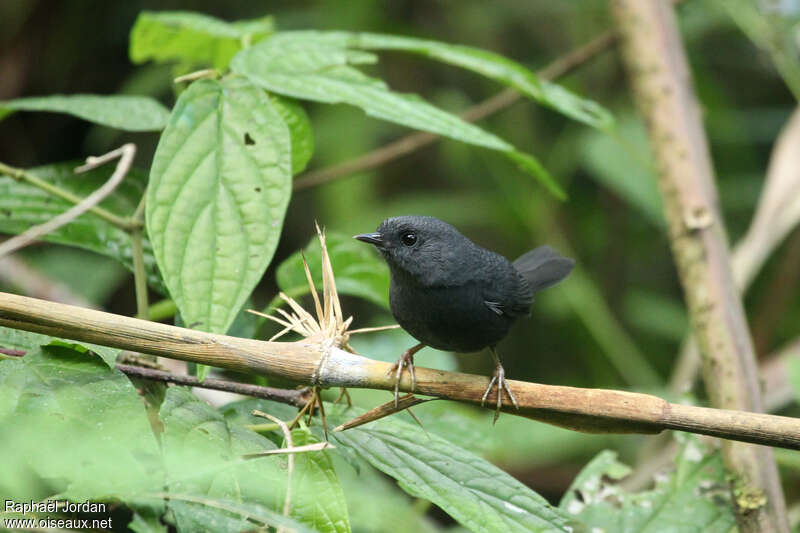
[1,291,799,451]
[611,1,788,530]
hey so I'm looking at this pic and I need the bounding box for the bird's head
[354,215,472,286]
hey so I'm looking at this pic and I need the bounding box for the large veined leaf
[276,232,390,310]
[219,399,351,532]
[129,10,275,70]
[0,344,162,502]
[158,387,318,533]
[0,162,164,292]
[290,430,351,533]
[146,77,292,340]
[270,94,315,175]
[560,440,736,532]
[231,36,565,198]
[330,407,580,533]
[0,95,170,131]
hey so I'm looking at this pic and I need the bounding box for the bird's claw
[480,362,518,424]
[387,348,418,408]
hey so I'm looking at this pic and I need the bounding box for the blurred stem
[131,230,149,320]
[130,190,149,320]
[713,0,800,102]
[0,161,134,231]
[147,298,177,322]
[612,1,788,530]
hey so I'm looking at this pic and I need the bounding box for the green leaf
[0,322,119,369]
[128,508,167,533]
[562,439,736,532]
[347,32,614,131]
[623,290,688,342]
[0,162,165,292]
[270,94,315,175]
[218,398,350,532]
[158,387,304,532]
[130,11,275,70]
[0,95,170,131]
[231,35,564,198]
[290,430,351,533]
[580,115,664,226]
[146,77,292,336]
[558,450,631,512]
[161,498,316,533]
[789,355,800,403]
[0,345,162,502]
[276,232,390,310]
[331,453,441,533]
[330,407,580,533]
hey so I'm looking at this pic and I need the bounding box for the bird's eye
[400,232,417,247]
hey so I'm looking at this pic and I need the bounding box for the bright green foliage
[158,387,289,531]
[344,32,614,130]
[270,94,315,175]
[329,407,580,533]
[789,355,800,403]
[146,77,292,342]
[0,162,164,292]
[129,11,275,69]
[276,231,391,310]
[0,344,162,502]
[580,115,664,226]
[231,34,566,198]
[0,95,170,131]
[290,430,351,533]
[560,442,736,532]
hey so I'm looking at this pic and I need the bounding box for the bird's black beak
[354,232,384,247]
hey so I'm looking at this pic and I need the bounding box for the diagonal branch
[1,291,799,451]
[610,1,788,531]
[0,144,137,258]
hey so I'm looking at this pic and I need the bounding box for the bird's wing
[484,300,504,316]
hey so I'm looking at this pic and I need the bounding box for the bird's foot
[387,343,424,407]
[333,387,352,407]
[480,361,519,424]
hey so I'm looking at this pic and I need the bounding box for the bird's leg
[481,346,519,424]
[387,343,425,407]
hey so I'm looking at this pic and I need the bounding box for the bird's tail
[513,246,575,293]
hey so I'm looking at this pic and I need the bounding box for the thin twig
[0,161,133,231]
[333,394,430,432]
[291,31,617,192]
[115,364,311,407]
[251,409,294,532]
[0,144,137,258]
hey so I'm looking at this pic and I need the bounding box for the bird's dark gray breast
[389,269,526,353]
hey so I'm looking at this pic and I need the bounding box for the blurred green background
[1,0,799,509]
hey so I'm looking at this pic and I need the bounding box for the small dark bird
[355,215,574,421]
